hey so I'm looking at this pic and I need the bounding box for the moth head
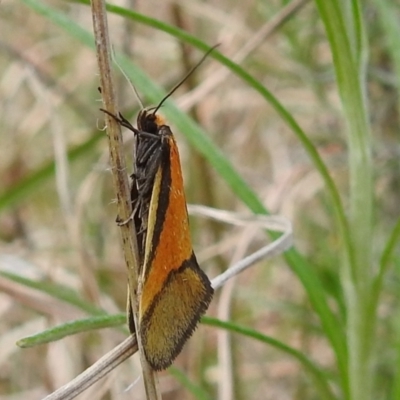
[137,109,166,134]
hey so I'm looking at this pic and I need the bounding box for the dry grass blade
[42,336,137,400]
[90,0,160,398]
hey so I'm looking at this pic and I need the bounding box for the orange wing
[138,125,213,370]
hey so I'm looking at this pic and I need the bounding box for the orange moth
[102,47,216,370]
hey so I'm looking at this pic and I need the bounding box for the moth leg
[116,200,140,226]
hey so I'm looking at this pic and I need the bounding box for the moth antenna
[111,44,144,109]
[152,44,220,115]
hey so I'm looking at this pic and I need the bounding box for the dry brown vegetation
[1,0,399,399]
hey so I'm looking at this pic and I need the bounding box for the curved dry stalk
[187,205,293,290]
[42,336,137,400]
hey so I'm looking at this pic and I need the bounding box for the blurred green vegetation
[0,0,399,399]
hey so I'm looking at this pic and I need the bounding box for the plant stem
[90,1,161,398]
[315,1,374,399]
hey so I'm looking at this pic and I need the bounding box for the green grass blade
[315,0,371,284]
[315,1,373,399]
[371,217,400,322]
[203,316,337,400]
[17,314,126,347]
